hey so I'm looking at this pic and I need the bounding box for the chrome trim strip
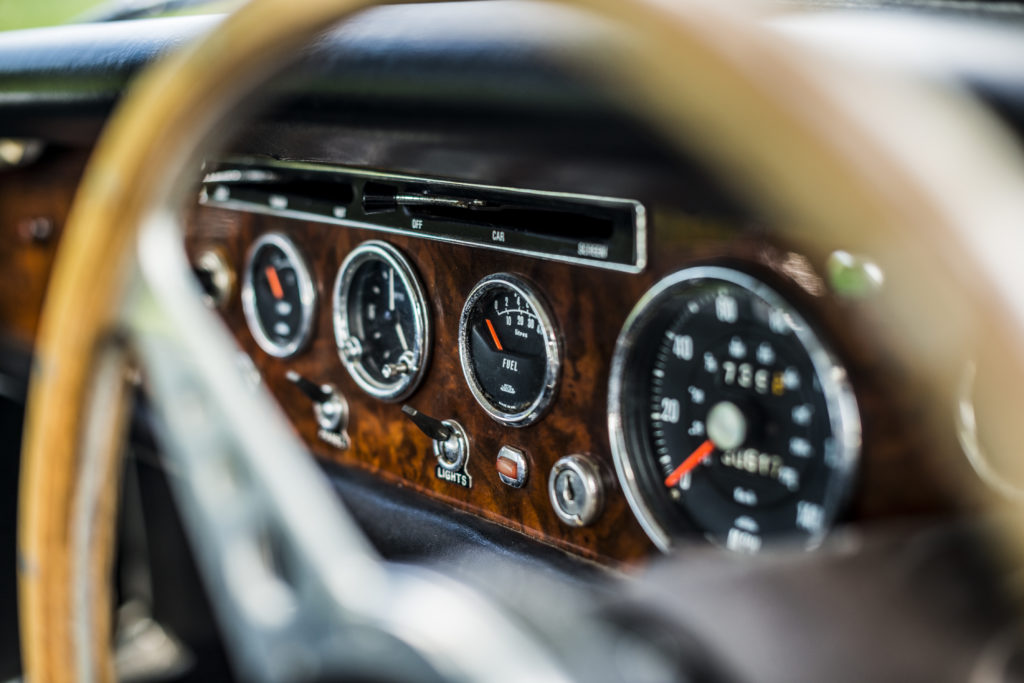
[201,157,647,274]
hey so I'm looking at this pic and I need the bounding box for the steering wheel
[18,0,1024,680]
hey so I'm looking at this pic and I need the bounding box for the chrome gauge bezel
[956,361,1024,500]
[458,274,561,427]
[241,232,317,358]
[332,240,430,402]
[607,265,862,552]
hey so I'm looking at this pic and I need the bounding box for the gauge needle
[388,267,395,311]
[395,322,409,351]
[265,266,284,300]
[664,439,715,488]
[485,318,503,351]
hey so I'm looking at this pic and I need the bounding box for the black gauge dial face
[459,275,559,426]
[334,242,429,401]
[611,268,860,553]
[242,234,315,358]
[349,260,416,381]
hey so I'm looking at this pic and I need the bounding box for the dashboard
[182,153,968,565]
[3,4,1024,680]
[0,1,1014,575]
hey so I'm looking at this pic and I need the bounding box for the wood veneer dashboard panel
[185,196,969,565]
[0,147,968,564]
[0,149,87,346]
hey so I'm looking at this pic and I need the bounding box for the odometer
[458,274,560,427]
[609,267,860,553]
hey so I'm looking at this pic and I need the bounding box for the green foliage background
[0,0,104,30]
[0,1,230,30]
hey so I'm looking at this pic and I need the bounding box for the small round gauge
[333,241,429,402]
[241,233,316,358]
[458,274,560,427]
[609,266,860,553]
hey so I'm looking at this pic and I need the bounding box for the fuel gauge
[459,274,560,427]
[241,233,316,358]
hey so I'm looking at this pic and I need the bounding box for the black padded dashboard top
[4,1,1024,146]
[0,3,631,145]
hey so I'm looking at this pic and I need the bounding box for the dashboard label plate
[435,463,473,489]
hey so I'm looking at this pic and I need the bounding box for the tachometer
[333,241,430,401]
[458,274,560,427]
[241,233,316,358]
[608,266,860,553]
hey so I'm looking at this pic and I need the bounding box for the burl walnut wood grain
[185,203,976,565]
[0,149,89,346]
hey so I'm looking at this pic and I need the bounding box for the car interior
[3,0,1024,681]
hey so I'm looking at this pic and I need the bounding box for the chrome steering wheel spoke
[123,210,576,683]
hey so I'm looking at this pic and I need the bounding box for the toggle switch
[286,370,349,449]
[402,405,470,473]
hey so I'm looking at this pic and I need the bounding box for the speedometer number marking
[715,294,738,323]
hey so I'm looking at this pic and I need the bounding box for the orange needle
[265,266,284,300]
[485,318,503,351]
[664,439,715,488]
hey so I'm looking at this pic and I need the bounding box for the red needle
[265,266,284,300]
[664,439,715,488]
[485,318,504,351]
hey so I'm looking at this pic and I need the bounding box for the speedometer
[609,266,860,553]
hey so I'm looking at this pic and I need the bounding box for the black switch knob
[402,405,469,473]
[286,370,333,404]
[401,405,453,442]
[286,371,348,440]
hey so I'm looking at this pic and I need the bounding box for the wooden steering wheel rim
[19,0,1024,680]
